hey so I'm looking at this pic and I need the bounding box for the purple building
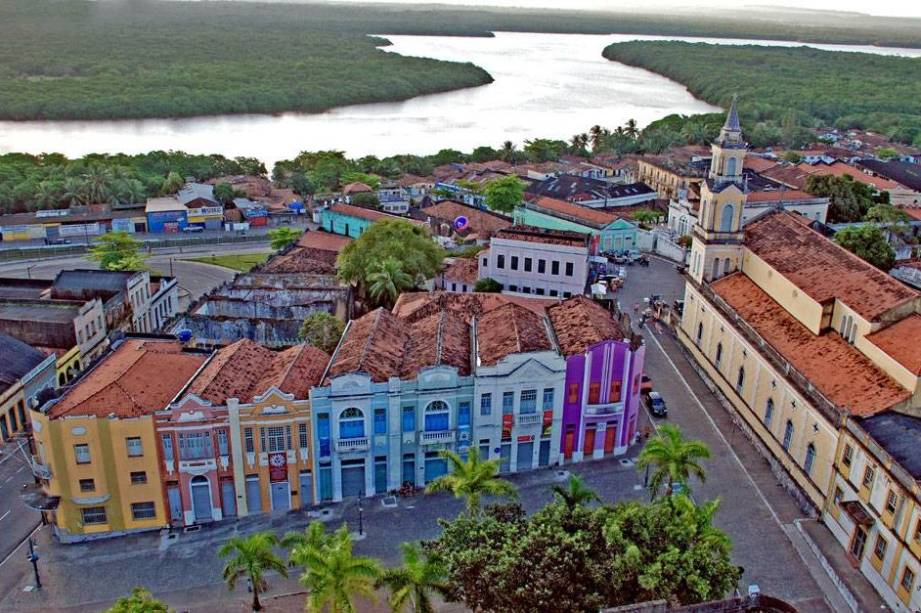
[546,297,645,461]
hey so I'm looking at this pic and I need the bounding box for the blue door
[424,455,447,483]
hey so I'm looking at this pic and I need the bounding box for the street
[0,439,42,598]
[0,256,865,612]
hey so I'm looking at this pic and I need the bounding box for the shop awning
[20,483,60,511]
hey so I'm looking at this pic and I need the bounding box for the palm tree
[218,531,288,611]
[268,226,302,250]
[283,521,331,566]
[113,178,146,204]
[61,176,86,207]
[82,165,113,204]
[32,180,61,211]
[636,424,711,500]
[299,525,381,613]
[550,474,600,511]
[425,450,517,515]
[624,118,639,139]
[499,140,516,162]
[367,257,413,308]
[378,542,448,613]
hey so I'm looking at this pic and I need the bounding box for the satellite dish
[453,215,469,231]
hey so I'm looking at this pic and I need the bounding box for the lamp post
[357,490,364,537]
[27,537,41,590]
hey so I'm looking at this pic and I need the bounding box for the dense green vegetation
[3,1,921,121]
[603,42,921,146]
[188,253,271,273]
[0,151,264,214]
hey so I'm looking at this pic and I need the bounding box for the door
[245,476,263,514]
[319,467,333,502]
[603,424,617,455]
[538,440,551,467]
[402,456,416,487]
[341,461,365,498]
[424,455,448,483]
[583,428,596,457]
[516,442,534,472]
[270,482,290,512]
[167,485,183,524]
[850,526,868,560]
[374,459,387,494]
[221,480,236,518]
[563,429,575,459]
[499,444,511,473]
[299,470,314,507]
[190,475,212,522]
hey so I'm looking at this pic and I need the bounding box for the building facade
[515,196,639,253]
[0,333,56,441]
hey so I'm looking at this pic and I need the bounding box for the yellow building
[0,333,56,441]
[30,338,209,541]
[679,102,921,610]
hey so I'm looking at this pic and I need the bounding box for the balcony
[335,437,369,454]
[31,462,52,480]
[419,430,455,445]
[179,458,217,474]
[515,413,541,427]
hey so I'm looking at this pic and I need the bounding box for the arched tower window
[782,420,794,451]
[715,343,723,369]
[764,399,774,427]
[726,157,738,176]
[804,443,816,475]
[736,367,745,394]
[696,322,703,345]
[720,204,735,232]
[712,258,720,280]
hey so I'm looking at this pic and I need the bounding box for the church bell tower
[689,96,747,284]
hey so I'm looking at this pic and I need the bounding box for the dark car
[647,391,668,417]
[43,237,71,245]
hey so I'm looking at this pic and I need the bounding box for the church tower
[689,96,747,284]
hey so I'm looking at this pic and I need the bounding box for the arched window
[804,443,816,475]
[715,343,723,369]
[848,321,858,344]
[839,315,847,336]
[764,398,774,428]
[723,258,732,276]
[726,157,738,176]
[782,420,794,451]
[712,258,721,280]
[696,322,704,345]
[424,401,450,432]
[339,408,365,439]
[720,204,735,232]
[736,367,745,394]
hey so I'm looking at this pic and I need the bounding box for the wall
[481,237,588,298]
[741,250,825,334]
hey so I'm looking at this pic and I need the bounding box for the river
[0,31,918,168]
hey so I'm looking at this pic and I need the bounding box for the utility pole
[27,538,41,590]
[358,490,364,537]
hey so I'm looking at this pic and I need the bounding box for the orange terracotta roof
[189,339,328,403]
[801,162,901,191]
[296,230,352,252]
[546,295,625,356]
[50,339,208,419]
[477,303,553,366]
[328,203,423,225]
[527,196,622,228]
[866,314,921,376]
[261,247,337,275]
[899,206,921,222]
[745,189,822,203]
[442,258,479,285]
[326,309,410,383]
[392,291,553,323]
[342,182,373,194]
[420,200,512,237]
[744,211,918,321]
[744,157,779,174]
[403,310,471,377]
[712,273,910,417]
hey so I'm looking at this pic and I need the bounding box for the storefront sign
[269,452,287,482]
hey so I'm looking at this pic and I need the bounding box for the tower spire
[723,94,740,132]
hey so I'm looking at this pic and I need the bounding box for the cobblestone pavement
[0,256,873,612]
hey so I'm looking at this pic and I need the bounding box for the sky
[324,0,921,19]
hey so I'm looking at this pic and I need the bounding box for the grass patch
[187,253,270,273]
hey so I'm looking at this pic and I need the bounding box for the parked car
[182,225,205,233]
[44,237,70,245]
[647,391,668,417]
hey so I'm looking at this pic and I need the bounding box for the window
[79,478,95,492]
[782,421,794,451]
[542,388,554,410]
[764,399,774,428]
[714,343,723,369]
[565,262,574,276]
[81,506,107,525]
[804,443,816,475]
[735,367,745,395]
[863,466,876,488]
[719,204,735,232]
[217,429,229,456]
[131,502,156,521]
[536,288,545,295]
[497,254,505,269]
[374,408,387,435]
[842,444,853,467]
[339,408,365,439]
[915,520,921,543]
[873,535,887,562]
[552,261,560,275]
[696,323,703,345]
[74,444,91,464]
[568,383,579,404]
[458,402,471,427]
[522,286,531,294]
[833,486,843,506]
[511,256,519,270]
[482,257,488,268]
[244,427,254,453]
[179,432,213,460]
[901,567,915,593]
[509,284,518,292]
[549,289,558,297]
[538,259,546,274]
[298,423,309,449]
[886,490,899,515]
[161,434,173,462]
[402,406,416,432]
[424,401,449,432]
[588,382,601,404]
[502,392,514,415]
[260,426,267,452]
[130,471,147,485]
[520,389,537,414]
[524,257,532,272]
[609,379,622,402]
[480,394,492,416]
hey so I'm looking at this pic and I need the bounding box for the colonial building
[0,332,56,441]
[514,196,640,253]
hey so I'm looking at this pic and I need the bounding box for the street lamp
[358,490,364,537]
[27,537,41,590]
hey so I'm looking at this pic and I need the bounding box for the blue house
[319,203,424,239]
[514,196,640,253]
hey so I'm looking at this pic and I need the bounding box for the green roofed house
[514,196,639,253]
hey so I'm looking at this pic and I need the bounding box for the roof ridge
[357,309,384,374]
[435,309,446,366]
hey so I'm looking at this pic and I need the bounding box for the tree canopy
[299,312,346,354]
[483,175,526,213]
[805,174,884,223]
[88,232,147,272]
[106,587,171,613]
[835,224,896,270]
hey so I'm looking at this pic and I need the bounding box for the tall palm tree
[550,474,600,511]
[499,140,516,163]
[624,118,639,139]
[218,531,288,611]
[32,180,61,211]
[367,257,413,308]
[378,542,448,613]
[283,520,331,566]
[636,424,710,500]
[425,450,517,516]
[299,525,381,613]
[61,176,86,207]
[82,165,114,204]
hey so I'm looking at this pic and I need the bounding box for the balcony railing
[515,413,542,426]
[419,431,456,445]
[335,437,370,454]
